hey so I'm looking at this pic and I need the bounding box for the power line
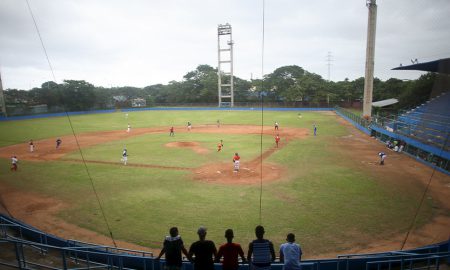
[259,0,266,226]
[25,0,117,248]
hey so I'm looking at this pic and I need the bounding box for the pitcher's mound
[165,141,209,154]
[193,162,285,185]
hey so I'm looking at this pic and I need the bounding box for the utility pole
[0,71,7,117]
[217,23,234,107]
[363,0,377,119]
[326,51,333,81]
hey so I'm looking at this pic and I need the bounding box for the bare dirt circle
[165,141,209,154]
[194,162,285,185]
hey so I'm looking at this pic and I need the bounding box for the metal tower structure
[0,72,6,117]
[217,23,234,107]
[326,51,333,82]
[363,0,377,118]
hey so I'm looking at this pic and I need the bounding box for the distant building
[131,98,146,107]
[113,96,127,103]
[30,104,48,114]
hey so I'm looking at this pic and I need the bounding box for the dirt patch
[0,183,150,252]
[194,162,285,185]
[165,141,209,154]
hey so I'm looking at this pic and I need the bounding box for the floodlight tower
[363,0,377,119]
[0,72,6,117]
[217,23,234,107]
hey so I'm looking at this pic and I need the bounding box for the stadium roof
[372,98,398,107]
[392,58,450,74]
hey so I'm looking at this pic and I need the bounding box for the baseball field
[0,110,449,258]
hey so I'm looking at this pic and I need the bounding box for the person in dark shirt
[216,229,246,270]
[189,226,217,270]
[247,225,275,270]
[156,227,189,270]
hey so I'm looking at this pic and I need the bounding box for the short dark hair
[287,233,295,242]
[255,225,265,237]
[225,229,234,238]
[169,227,178,237]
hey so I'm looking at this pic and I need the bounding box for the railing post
[61,250,68,270]
[14,242,24,270]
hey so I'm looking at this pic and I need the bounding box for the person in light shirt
[280,233,302,270]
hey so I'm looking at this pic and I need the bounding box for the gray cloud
[1,0,449,89]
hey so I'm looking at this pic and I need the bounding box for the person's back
[156,227,188,270]
[164,236,184,268]
[280,233,302,270]
[247,226,275,270]
[216,229,246,270]
[189,227,217,270]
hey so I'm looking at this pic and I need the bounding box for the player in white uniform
[127,123,131,133]
[121,148,128,165]
[379,152,387,165]
[11,156,18,171]
[233,153,240,172]
[29,140,34,152]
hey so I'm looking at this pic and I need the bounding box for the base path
[0,124,307,184]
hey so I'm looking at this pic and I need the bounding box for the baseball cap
[197,226,207,234]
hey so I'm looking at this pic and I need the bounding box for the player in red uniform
[232,153,240,172]
[217,140,223,152]
[170,127,174,136]
[275,134,280,148]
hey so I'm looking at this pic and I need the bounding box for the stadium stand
[395,92,450,150]
[1,214,449,270]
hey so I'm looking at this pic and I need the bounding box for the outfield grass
[0,110,434,256]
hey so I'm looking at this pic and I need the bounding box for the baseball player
[379,152,387,165]
[275,134,280,148]
[217,140,223,152]
[217,119,220,128]
[11,156,18,171]
[56,138,62,148]
[233,153,240,172]
[121,148,128,165]
[29,139,34,152]
[127,123,131,133]
[313,124,317,136]
[275,122,279,130]
[170,126,174,136]
[187,121,192,131]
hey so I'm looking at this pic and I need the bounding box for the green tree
[60,80,96,111]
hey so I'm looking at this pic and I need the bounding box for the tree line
[4,64,436,112]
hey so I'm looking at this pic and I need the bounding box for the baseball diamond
[0,110,449,259]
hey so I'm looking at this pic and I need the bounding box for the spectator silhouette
[156,227,189,270]
[189,226,217,270]
[247,225,275,270]
[280,233,302,270]
[216,229,246,270]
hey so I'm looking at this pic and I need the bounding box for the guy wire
[259,0,266,226]
[400,131,449,250]
[25,0,117,248]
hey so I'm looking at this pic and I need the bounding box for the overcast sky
[1,0,449,90]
